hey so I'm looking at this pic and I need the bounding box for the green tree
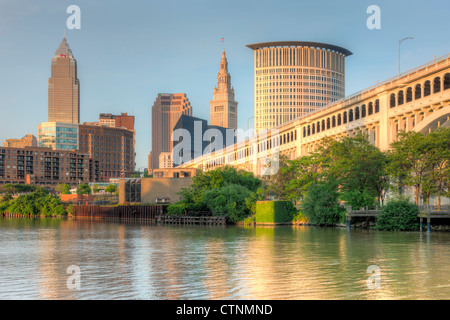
[388,131,433,205]
[283,153,323,202]
[202,184,252,222]
[324,133,388,207]
[105,184,117,194]
[61,184,71,195]
[264,154,294,199]
[92,184,99,194]
[76,184,91,195]
[301,180,345,225]
[424,128,450,209]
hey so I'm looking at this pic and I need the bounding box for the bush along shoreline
[0,187,69,218]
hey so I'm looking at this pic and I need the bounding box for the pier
[157,215,226,225]
[72,205,165,221]
[345,205,450,232]
[71,205,227,225]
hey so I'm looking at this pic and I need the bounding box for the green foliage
[340,189,376,209]
[61,184,71,194]
[76,184,91,195]
[92,184,99,194]
[301,180,345,225]
[1,192,13,203]
[167,204,186,216]
[105,184,117,194]
[323,133,388,204]
[173,167,262,222]
[387,128,450,205]
[55,183,71,195]
[0,183,39,194]
[0,190,67,216]
[182,166,261,203]
[293,210,308,224]
[202,184,252,222]
[243,215,256,224]
[375,198,419,231]
[255,200,296,223]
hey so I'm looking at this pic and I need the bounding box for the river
[0,217,448,299]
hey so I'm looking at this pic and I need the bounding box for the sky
[0,0,449,169]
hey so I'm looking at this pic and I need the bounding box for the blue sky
[0,0,449,169]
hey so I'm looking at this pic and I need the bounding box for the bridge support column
[427,218,431,233]
[420,217,423,232]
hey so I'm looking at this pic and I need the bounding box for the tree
[105,184,117,194]
[55,183,71,195]
[387,130,449,205]
[92,184,99,194]
[202,184,252,222]
[1,192,13,203]
[283,153,323,202]
[323,133,388,207]
[76,184,91,195]
[264,154,294,199]
[423,128,450,209]
[61,184,71,195]
[301,180,345,225]
[168,166,262,222]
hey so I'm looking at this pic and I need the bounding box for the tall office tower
[48,37,80,124]
[210,49,238,130]
[151,93,192,170]
[246,41,352,132]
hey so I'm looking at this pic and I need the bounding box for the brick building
[3,134,37,148]
[0,146,98,186]
[78,123,135,181]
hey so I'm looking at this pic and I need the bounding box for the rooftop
[246,41,352,56]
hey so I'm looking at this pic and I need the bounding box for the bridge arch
[413,106,450,134]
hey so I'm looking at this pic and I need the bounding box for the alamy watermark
[367,5,381,30]
[67,265,81,290]
[366,265,381,289]
[66,5,81,30]
[171,122,280,176]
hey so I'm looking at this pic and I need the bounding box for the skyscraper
[48,37,80,124]
[151,93,192,170]
[210,49,238,130]
[246,41,352,132]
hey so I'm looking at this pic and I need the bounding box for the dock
[157,215,226,225]
[345,204,450,232]
[71,205,227,225]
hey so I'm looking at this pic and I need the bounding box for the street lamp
[399,37,414,77]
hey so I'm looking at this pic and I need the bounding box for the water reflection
[0,218,448,299]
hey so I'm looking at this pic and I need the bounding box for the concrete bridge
[179,54,450,176]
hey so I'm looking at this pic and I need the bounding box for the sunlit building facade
[38,122,79,151]
[247,41,352,132]
[48,37,80,124]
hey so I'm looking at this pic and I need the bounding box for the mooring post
[427,218,431,233]
[420,217,423,232]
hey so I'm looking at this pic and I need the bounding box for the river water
[0,217,448,300]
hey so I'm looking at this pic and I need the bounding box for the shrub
[301,181,345,225]
[167,204,186,216]
[255,200,296,223]
[293,210,308,224]
[375,198,419,231]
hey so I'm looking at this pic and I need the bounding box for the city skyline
[1,0,450,169]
